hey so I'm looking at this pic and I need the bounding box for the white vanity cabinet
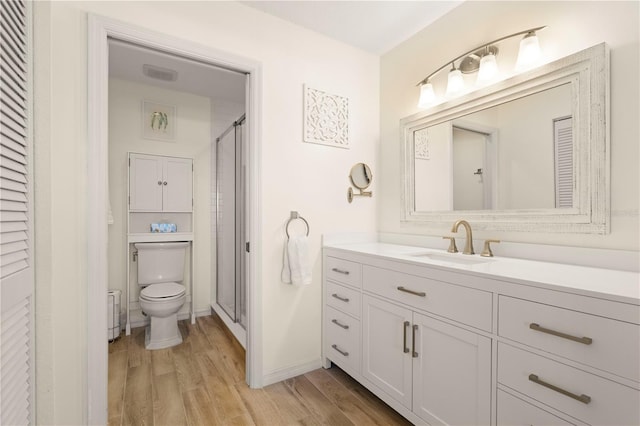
[128,153,193,212]
[362,294,491,424]
[323,243,640,426]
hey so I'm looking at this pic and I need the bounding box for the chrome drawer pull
[331,293,349,303]
[528,374,591,404]
[529,323,593,345]
[332,267,350,275]
[403,321,410,354]
[412,324,419,358]
[331,344,349,357]
[331,319,349,330]
[397,286,426,297]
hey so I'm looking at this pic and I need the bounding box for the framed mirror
[400,43,609,233]
[348,162,373,203]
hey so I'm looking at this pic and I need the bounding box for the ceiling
[241,1,462,54]
[108,1,461,99]
[108,39,247,103]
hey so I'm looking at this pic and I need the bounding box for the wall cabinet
[129,153,193,212]
[323,245,639,426]
[125,152,195,334]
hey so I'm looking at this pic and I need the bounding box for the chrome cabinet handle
[331,344,349,357]
[529,323,593,345]
[403,321,410,354]
[331,293,349,303]
[331,319,349,330]
[528,374,591,404]
[397,286,426,297]
[331,267,350,275]
[412,324,419,358]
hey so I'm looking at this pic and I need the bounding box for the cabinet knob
[163,181,168,185]
[157,181,162,185]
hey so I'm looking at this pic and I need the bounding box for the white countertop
[324,242,640,304]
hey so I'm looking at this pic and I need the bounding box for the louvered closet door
[554,116,573,208]
[1,0,35,424]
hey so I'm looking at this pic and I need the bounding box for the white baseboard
[262,358,323,387]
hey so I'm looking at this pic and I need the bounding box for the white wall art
[303,85,349,148]
[142,100,176,141]
[414,127,430,160]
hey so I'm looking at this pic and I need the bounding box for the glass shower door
[216,116,246,329]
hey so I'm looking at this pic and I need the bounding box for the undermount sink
[410,252,494,265]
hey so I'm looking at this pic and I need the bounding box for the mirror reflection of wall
[413,82,572,212]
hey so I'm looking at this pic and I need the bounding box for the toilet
[135,242,189,350]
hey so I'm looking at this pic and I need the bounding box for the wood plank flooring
[108,314,411,426]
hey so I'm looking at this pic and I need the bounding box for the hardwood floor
[108,314,411,426]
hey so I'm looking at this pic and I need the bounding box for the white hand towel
[283,236,312,286]
[281,242,291,284]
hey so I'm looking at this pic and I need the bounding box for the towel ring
[286,211,310,238]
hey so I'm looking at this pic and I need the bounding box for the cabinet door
[412,312,491,425]
[362,295,413,409]
[129,153,163,211]
[163,157,192,212]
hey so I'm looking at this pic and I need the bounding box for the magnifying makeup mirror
[348,163,373,203]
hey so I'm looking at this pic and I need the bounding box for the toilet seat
[140,282,185,301]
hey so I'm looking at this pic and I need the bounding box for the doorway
[451,122,497,210]
[88,15,263,425]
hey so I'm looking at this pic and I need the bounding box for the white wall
[108,78,212,316]
[380,1,639,250]
[34,1,379,423]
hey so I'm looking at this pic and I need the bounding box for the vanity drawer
[498,296,640,382]
[325,256,361,288]
[324,306,361,375]
[498,343,640,426]
[497,389,575,426]
[362,265,492,331]
[326,281,361,319]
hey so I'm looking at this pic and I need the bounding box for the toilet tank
[134,242,189,285]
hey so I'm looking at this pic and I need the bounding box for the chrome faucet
[451,220,474,255]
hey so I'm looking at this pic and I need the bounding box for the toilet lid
[141,282,185,299]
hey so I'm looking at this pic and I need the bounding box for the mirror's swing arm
[348,187,373,203]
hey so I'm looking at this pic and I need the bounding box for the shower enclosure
[214,114,247,345]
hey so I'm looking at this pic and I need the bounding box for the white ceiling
[241,1,462,54]
[108,1,461,99]
[108,39,247,103]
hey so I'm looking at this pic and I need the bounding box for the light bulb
[516,31,541,71]
[446,67,464,97]
[477,53,498,83]
[417,81,436,108]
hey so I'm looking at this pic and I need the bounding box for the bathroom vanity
[322,242,639,425]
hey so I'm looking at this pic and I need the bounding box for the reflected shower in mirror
[413,83,572,212]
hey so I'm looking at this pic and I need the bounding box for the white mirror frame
[400,43,609,233]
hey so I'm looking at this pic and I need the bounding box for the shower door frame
[215,115,248,334]
[87,15,264,424]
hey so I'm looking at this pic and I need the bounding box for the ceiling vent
[142,64,178,82]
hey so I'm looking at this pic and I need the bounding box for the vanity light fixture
[416,26,546,107]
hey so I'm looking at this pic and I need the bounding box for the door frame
[451,119,499,209]
[87,15,263,424]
